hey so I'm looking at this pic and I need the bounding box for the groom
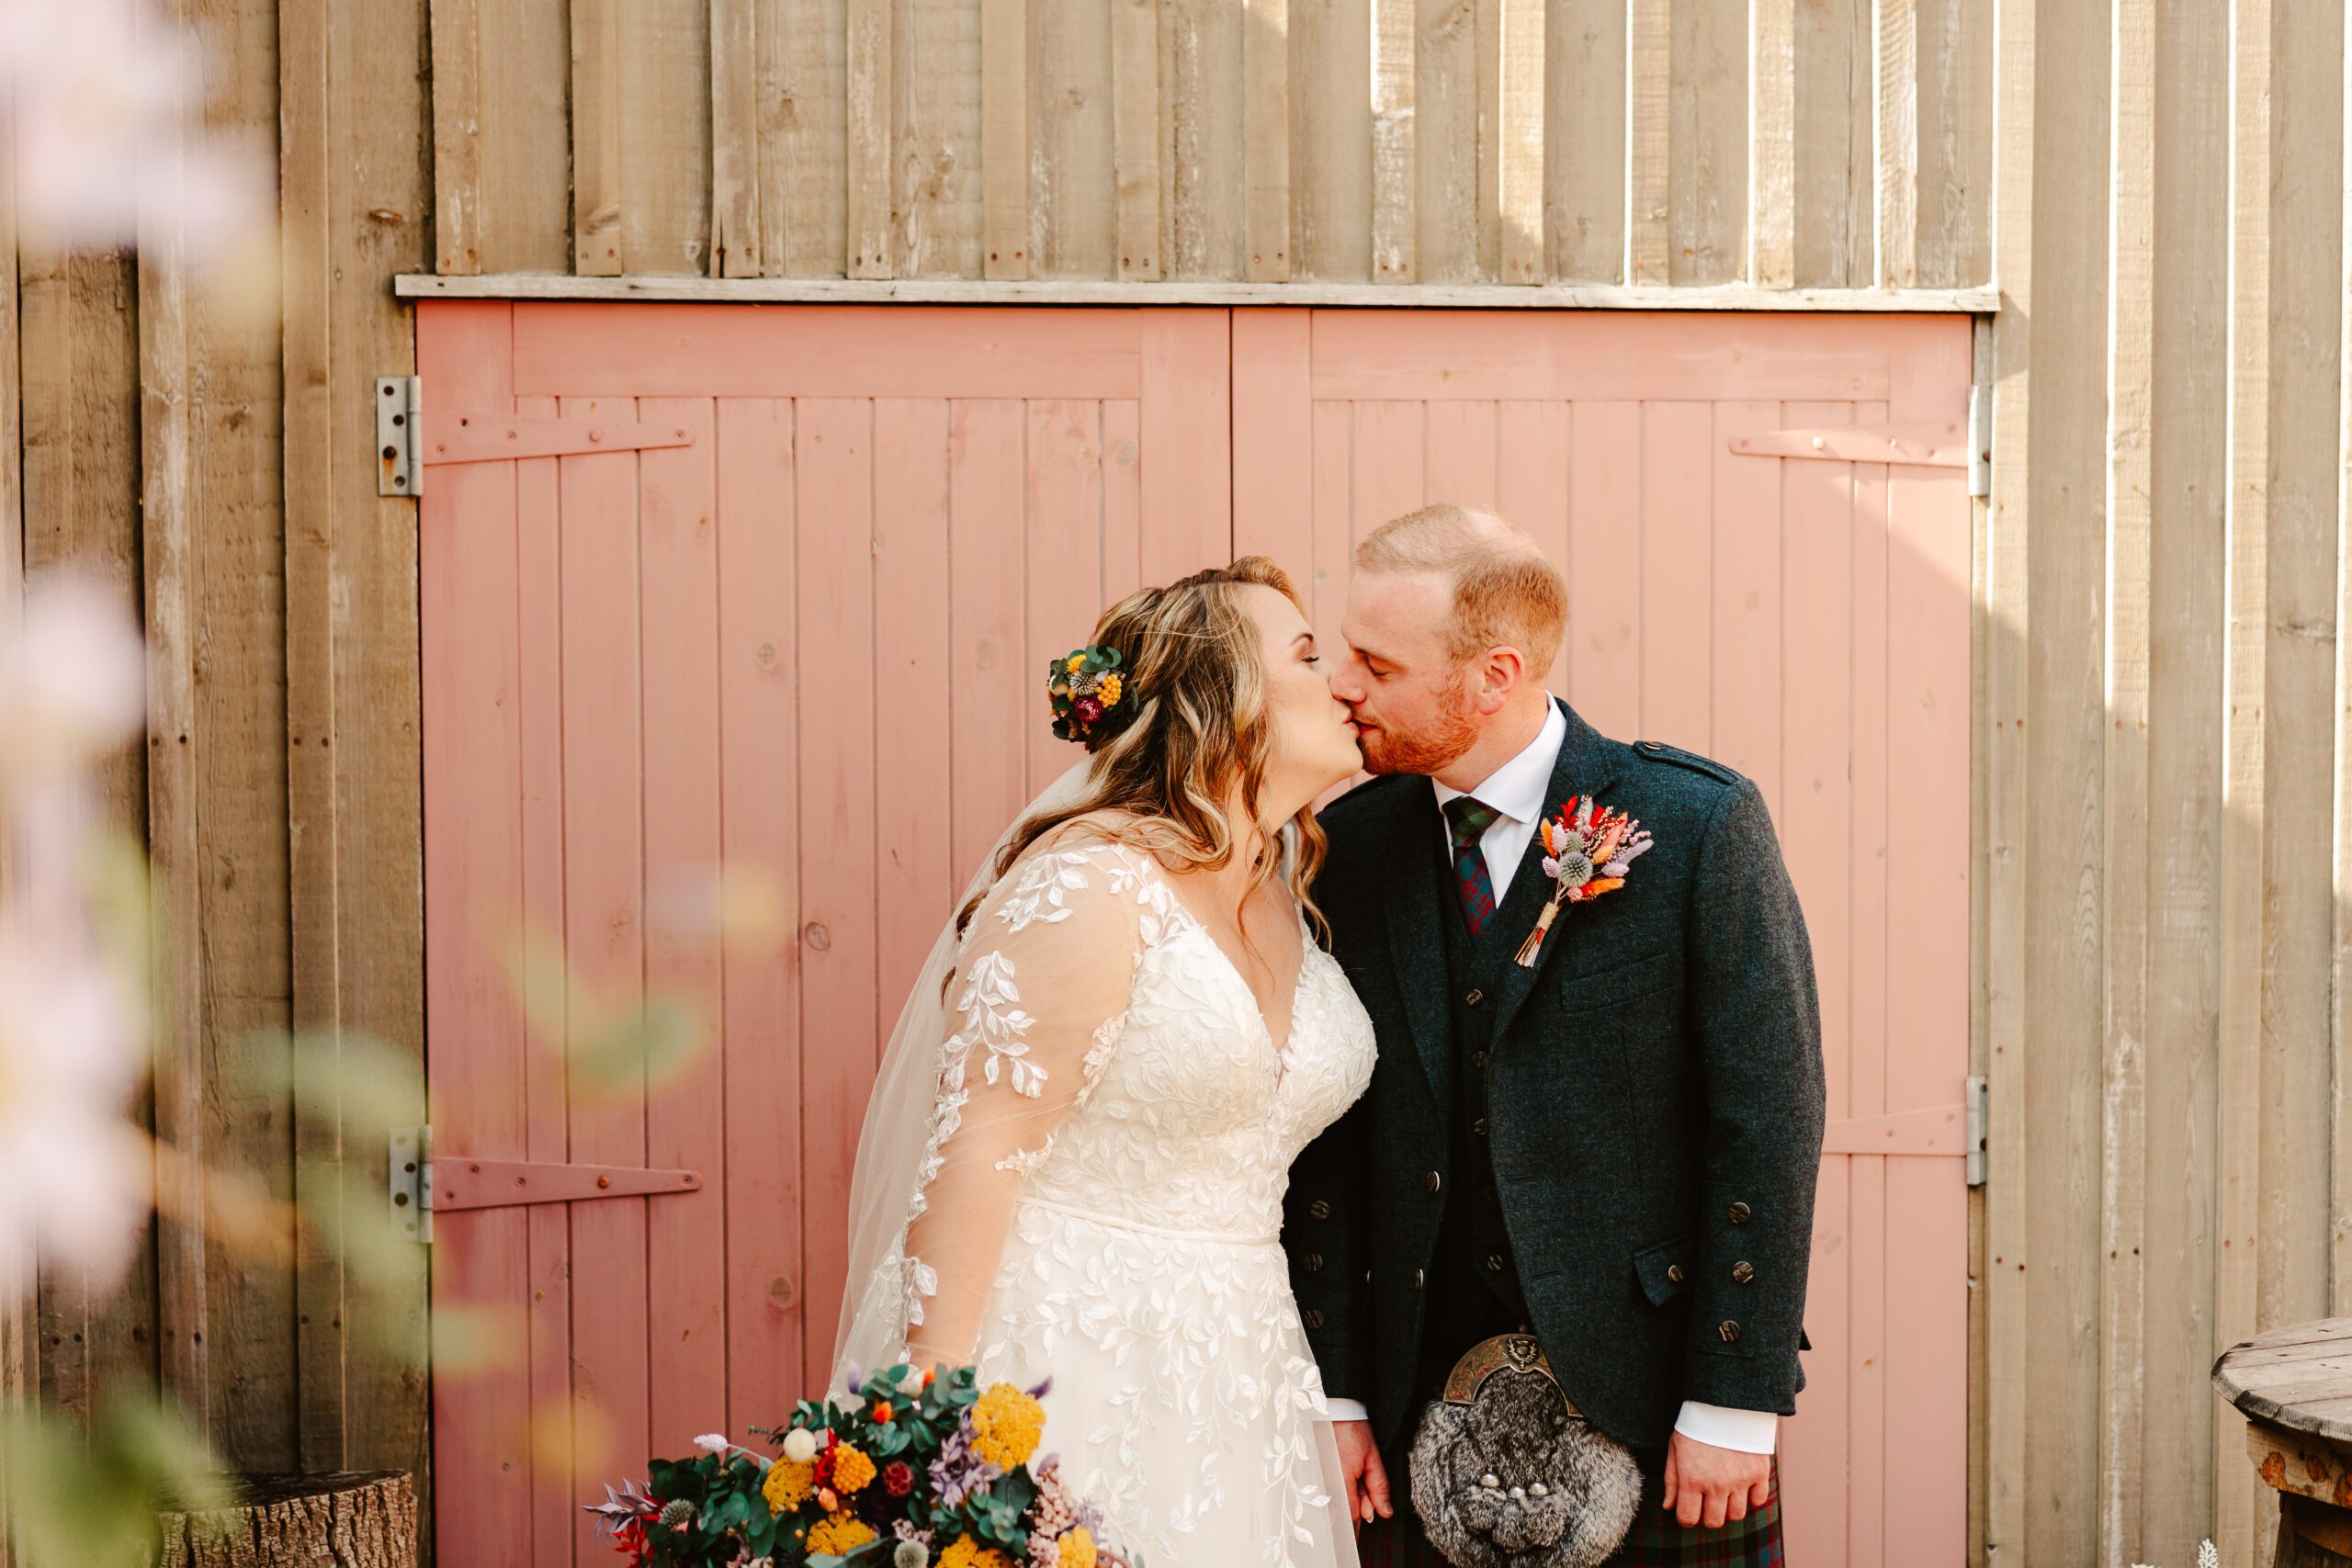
[1285,505,1826,1567]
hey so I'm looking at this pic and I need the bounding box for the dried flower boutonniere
[1512,796,1656,967]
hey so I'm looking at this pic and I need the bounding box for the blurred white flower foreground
[0,575,151,1293]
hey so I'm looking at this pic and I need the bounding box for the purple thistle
[846,1363,865,1395]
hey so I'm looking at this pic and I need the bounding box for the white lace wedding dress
[895,840,1376,1568]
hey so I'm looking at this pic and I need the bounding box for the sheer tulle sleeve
[899,842,1150,1371]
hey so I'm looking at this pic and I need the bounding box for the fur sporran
[1406,1334,1643,1568]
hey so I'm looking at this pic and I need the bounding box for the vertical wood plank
[1545,0,1627,283]
[622,0,713,273]
[1494,400,1569,691]
[983,0,1032,276]
[712,0,764,274]
[1031,0,1114,276]
[1024,400,1107,790]
[1103,400,1145,604]
[1666,0,1745,285]
[795,398,878,1386]
[511,390,578,1566]
[2100,5,2154,1558]
[772,0,850,277]
[948,400,1029,886]
[717,398,807,1440]
[638,396,729,1458]
[897,0,986,277]
[1415,0,1479,281]
[873,400,956,1037]
[1876,0,1919,288]
[1793,0,1873,288]
[571,0,624,272]
[437,0,572,273]
[1635,400,1710,745]
[1708,402,1781,800]
[1311,400,1355,659]
[1139,310,1233,579]
[418,303,532,1568]
[1747,0,1796,288]
[1114,0,1164,278]
[1163,0,1246,277]
[1423,400,1498,510]
[1626,0,1670,285]
[1372,0,1418,280]
[847,0,896,276]
[280,0,430,1499]
[1350,401,1427,547]
[1565,400,1640,739]
[1232,310,1316,566]
[1292,0,1371,279]
[2216,0,2271,1560]
[1914,0,1993,288]
[1496,0,1544,283]
[1246,0,1294,280]
[2137,1,2229,1551]
[556,396,652,1560]
[432,0,487,273]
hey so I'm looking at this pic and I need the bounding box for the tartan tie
[1442,795,1501,936]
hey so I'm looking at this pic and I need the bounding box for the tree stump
[153,1472,414,1568]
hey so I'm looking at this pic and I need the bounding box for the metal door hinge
[390,1123,703,1242]
[1965,1074,1988,1187]
[1968,380,1992,498]
[376,377,697,498]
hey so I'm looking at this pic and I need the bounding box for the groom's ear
[1473,644,1531,714]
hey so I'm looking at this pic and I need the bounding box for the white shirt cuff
[1673,1401,1779,1454]
[1324,1397,1371,1423]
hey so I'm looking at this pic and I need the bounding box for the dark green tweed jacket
[1283,698,1826,1455]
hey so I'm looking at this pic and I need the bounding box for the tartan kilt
[1357,1455,1784,1568]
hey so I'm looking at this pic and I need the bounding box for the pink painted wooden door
[1232,309,1973,1568]
[416,301,1231,1568]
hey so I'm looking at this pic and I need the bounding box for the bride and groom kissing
[832,503,1826,1568]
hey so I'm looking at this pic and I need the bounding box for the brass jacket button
[1666,1263,1686,1285]
[1425,1170,1442,1193]
[1413,1268,1426,1290]
[1728,1201,1753,1224]
[1732,1260,1755,1284]
[1486,1254,1507,1272]
[1309,1200,1332,1220]
[1719,1320,1742,1343]
[1464,988,1485,1007]
[1304,1252,1325,1272]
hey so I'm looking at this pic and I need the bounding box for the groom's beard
[1358,680,1480,778]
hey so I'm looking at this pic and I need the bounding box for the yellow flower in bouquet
[1057,1527,1099,1568]
[761,1457,816,1514]
[806,1512,877,1556]
[939,1539,1013,1568]
[969,1382,1046,1469]
[830,1443,878,1494]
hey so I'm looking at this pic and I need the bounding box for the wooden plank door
[416,302,1231,1568]
[1233,309,1973,1568]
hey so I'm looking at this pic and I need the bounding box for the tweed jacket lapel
[1380,777,1456,1120]
[1486,700,1625,1048]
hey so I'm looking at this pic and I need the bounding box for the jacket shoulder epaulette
[1631,739,1745,787]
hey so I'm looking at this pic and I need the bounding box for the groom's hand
[1660,1431,1772,1529]
[1332,1420,1392,1529]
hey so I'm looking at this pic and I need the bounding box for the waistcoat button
[1305,1252,1325,1272]
[1464,988,1484,1007]
[1728,1201,1752,1224]
[1304,1308,1326,1329]
[1473,1118,1487,1136]
[1486,1254,1506,1272]
[1718,1320,1742,1343]
[1424,1170,1442,1193]
[1309,1200,1331,1220]
[1413,1269,1426,1290]
[1732,1260,1755,1284]
[1471,1050,1488,1069]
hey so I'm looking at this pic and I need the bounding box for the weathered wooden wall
[6,2,2352,1567]
[431,0,1994,288]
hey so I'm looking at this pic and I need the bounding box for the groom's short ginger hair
[1356,503,1567,674]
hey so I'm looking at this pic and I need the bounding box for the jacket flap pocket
[1555,950,1678,1013]
[1634,1228,1700,1306]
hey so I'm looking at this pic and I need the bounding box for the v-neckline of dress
[1142,856,1313,1072]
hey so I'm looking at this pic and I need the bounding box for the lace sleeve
[899,842,1150,1371]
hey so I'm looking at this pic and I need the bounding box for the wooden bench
[2215,1318,2352,1566]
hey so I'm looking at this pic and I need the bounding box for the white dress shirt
[1321,698,1779,1456]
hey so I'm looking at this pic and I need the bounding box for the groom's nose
[1329,651,1370,705]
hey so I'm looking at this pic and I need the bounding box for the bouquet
[587,1361,1131,1568]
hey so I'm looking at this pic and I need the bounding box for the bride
[833,557,1375,1567]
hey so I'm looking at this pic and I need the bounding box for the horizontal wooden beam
[396,273,1998,312]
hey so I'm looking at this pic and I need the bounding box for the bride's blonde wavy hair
[956,556,1331,948]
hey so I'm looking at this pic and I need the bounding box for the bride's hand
[1331,1420,1391,1529]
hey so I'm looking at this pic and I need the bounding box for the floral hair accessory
[1511,795,1655,967]
[1048,645,1134,746]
